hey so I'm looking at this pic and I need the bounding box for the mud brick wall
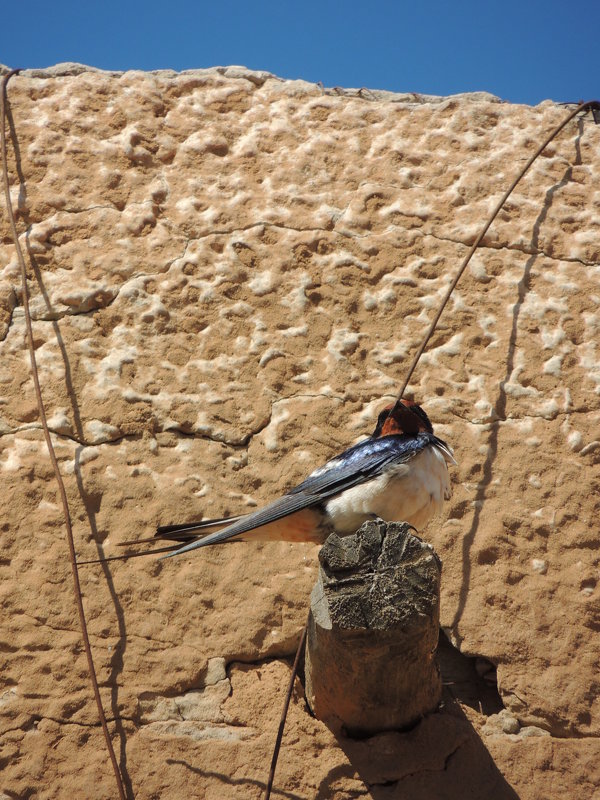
[1,64,599,798]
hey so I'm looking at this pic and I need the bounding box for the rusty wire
[0,69,128,800]
[265,97,600,800]
[394,98,600,406]
[264,621,308,800]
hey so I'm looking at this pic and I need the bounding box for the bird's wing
[163,432,433,558]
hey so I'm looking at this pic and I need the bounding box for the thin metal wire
[264,620,308,800]
[1,69,127,800]
[394,99,600,406]
[266,97,600,799]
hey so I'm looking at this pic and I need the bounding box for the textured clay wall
[1,64,599,799]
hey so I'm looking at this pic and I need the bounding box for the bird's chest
[324,446,450,533]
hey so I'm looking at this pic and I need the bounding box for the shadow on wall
[321,699,520,800]
[449,119,585,640]
[5,98,135,800]
[313,633,517,799]
[166,759,306,800]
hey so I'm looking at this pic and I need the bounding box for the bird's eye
[372,407,393,436]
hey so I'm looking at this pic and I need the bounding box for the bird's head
[372,399,434,438]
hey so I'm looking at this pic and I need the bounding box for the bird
[115,398,456,562]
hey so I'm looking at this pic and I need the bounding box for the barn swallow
[121,399,455,561]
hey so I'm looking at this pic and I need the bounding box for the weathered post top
[304,518,442,736]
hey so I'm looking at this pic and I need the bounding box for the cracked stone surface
[1,63,600,798]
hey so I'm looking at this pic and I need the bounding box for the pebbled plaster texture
[1,63,600,799]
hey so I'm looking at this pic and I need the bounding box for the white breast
[324,443,454,534]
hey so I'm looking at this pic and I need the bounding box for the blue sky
[1,0,598,105]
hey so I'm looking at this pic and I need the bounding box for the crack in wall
[2,213,594,348]
[14,611,191,650]
[2,714,139,731]
[158,218,600,268]
[448,406,598,425]
[364,739,466,788]
[0,401,593,452]
[3,279,121,324]
[424,228,599,268]
[0,391,344,450]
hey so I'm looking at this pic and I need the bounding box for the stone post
[304,519,442,736]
